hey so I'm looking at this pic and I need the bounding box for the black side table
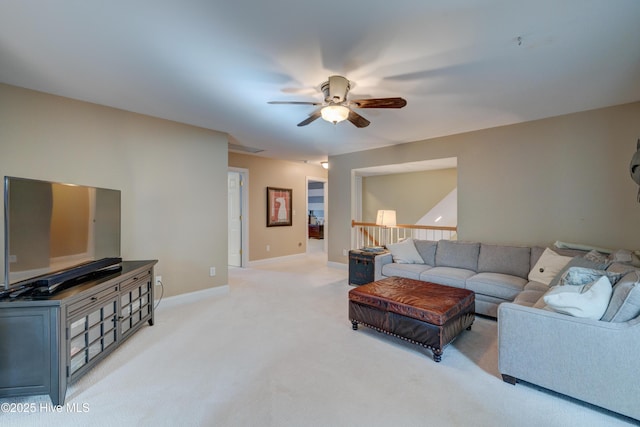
[349,249,388,285]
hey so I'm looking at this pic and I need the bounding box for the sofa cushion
[381,263,432,280]
[528,248,572,285]
[413,239,437,266]
[607,262,640,275]
[543,275,613,320]
[466,272,527,301]
[435,240,480,271]
[524,283,553,310]
[386,238,423,264]
[601,270,640,322]
[419,266,475,289]
[513,289,547,307]
[530,246,546,268]
[524,281,550,292]
[477,244,531,279]
[533,295,548,309]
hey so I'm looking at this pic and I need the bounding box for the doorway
[306,176,327,254]
[228,168,248,267]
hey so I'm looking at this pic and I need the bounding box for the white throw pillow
[543,275,613,320]
[386,238,424,264]
[528,248,572,285]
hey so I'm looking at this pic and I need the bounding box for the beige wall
[329,102,640,264]
[228,152,327,261]
[362,168,457,224]
[0,84,229,297]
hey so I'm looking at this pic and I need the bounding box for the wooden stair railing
[351,220,457,249]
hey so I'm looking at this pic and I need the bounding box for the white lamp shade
[321,105,349,124]
[376,210,397,227]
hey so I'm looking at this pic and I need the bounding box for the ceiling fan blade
[350,97,407,109]
[347,110,370,128]
[268,101,322,106]
[297,110,322,127]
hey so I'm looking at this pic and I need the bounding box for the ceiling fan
[268,75,407,128]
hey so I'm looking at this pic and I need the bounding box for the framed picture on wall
[266,187,293,227]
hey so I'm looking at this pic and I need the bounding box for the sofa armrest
[374,253,393,281]
[498,302,640,420]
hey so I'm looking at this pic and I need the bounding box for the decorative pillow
[608,249,640,267]
[558,266,623,287]
[554,240,612,254]
[413,240,437,266]
[528,248,572,285]
[543,275,613,320]
[601,270,640,322]
[386,238,424,264]
[584,249,609,264]
[548,257,610,287]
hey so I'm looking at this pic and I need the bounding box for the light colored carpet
[2,247,635,426]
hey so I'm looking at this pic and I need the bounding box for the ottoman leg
[351,320,359,330]
[432,348,443,363]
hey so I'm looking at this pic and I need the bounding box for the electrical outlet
[155,276,162,286]
[266,244,270,252]
[342,248,348,256]
[209,267,216,276]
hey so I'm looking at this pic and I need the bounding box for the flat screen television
[3,176,122,292]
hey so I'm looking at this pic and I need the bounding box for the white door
[228,171,242,267]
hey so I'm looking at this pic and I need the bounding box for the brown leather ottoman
[349,277,475,362]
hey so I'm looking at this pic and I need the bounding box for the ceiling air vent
[228,143,264,154]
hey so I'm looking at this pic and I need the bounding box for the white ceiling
[1,1,639,164]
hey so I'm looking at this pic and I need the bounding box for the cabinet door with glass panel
[67,297,119,380]
[119,274,153,339]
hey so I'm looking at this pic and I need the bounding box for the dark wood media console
[0,260,157,405]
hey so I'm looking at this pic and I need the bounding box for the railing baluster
[351,220,457,250]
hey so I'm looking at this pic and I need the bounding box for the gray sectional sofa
[374,239,542,317]
[498,262,640,422]
[372,238,640,421]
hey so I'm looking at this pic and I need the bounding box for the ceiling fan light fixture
[321,105,349,124]
[269,75,405,128]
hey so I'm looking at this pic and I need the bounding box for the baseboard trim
[156,284,230,310]
[248,253,306,266]
[327,261,348,270]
